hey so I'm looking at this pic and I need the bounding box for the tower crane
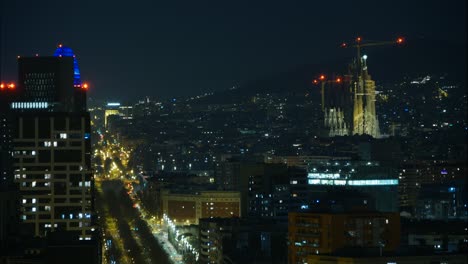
[312,36,405,138]
[341,36,405,78]
[312,37,404,106]
[313,75,343,111]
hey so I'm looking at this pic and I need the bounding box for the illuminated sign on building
[307,173,340,179]
[347,179,398,186]
[11,102,49,109]
[307,179,398,186]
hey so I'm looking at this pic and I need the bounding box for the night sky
[1,0,466,101]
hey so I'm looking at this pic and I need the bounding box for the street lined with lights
[95,132,173,264]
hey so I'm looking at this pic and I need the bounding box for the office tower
[1,83,21,252]
[14,45,87,112]
[13,112,92,239]
[9,45,94,240]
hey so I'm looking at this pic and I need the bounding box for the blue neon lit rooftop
[53,45,81,86]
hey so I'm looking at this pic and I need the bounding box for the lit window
[60,133,67,139]
[53,141,57,147]
[32,207,36,212]
[31,151,36,155]
[31,181,36,187]
[32,198,36,203]
[22,199,27,204]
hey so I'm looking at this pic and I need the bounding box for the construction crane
[313,37,405,104]
[312,75,344,111]
[312,36,405,138]
[341,36,405,77]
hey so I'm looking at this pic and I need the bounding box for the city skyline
[0,1,467,264]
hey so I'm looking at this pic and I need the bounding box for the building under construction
[320,37,403,138]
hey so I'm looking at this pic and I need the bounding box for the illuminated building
[288,161,399,213]
[321,55,381,138]
[161,190,241,225]
[321,76,354,137]
[215,160,288,217]
[14,46,87,112]
[8,46,95,240]
[398,160,467,219]
[351,54,380,137]
[319,37,407,138]
[12,113,93,239]
[104,102,133,129]
[288,211,400,264]
[104,102,120,128]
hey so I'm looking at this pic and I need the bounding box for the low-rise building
[288,211,400,264]
[161,190,241,225]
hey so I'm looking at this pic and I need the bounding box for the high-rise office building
[1,78,21,253]
[7,45,94,240]
[12,112,93,239]
[13,45,87,112]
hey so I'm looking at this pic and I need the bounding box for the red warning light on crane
[356,37,362,43]
[396,37,404,44]
[336,78,342,83]
[313,79,318,84]
[319,75,326,81]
